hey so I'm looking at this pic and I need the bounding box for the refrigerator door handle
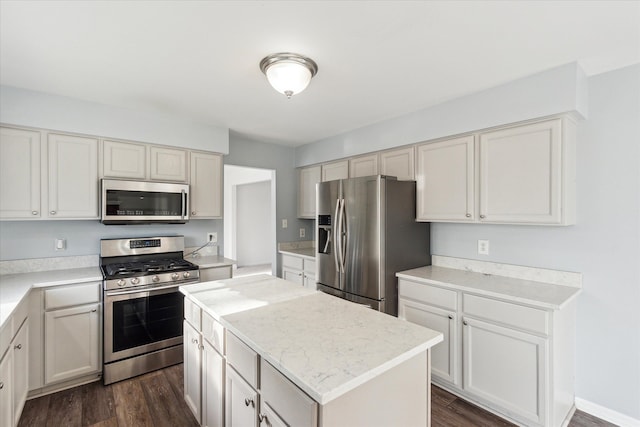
[340,198,347,272]
[337,198,346,273]
[334,199,341,273]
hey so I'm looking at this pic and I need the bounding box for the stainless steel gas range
[100,236,199,385]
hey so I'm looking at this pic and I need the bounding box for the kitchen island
[181,274,443,427]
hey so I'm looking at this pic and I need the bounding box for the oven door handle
[106,283,184,296]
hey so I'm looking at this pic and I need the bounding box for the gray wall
[236,180,272,267]
[224,132,312,276]
[295,64,640,420]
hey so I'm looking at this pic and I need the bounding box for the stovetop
[102,258,197,279]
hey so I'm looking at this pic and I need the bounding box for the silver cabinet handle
[244,397,255,407]
[448,315,453,320]
[465,213,471,218]
[50,210,56,215]
[15,343,22,350]
[463,320,468,326]
[91,309,97,312]
[479,214,486,219]
[32,211,38,215]
[259,414,268,424]
[191,211,196,215]
[192,338,198,344]
[0,382,3,390]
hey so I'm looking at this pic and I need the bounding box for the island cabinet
[398,270,578,427]
[0,297,29,427]
[416,116,576,225]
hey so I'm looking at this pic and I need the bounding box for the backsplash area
[0,254,98,275]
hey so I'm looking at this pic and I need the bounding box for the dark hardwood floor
[19,364,616,427]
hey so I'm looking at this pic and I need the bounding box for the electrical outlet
[299,228,305,238]
[207,232,218,243]
[55,238,66,251]
[477,239,489,255]
[282,219,288,228]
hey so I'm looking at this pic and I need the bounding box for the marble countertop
[278,247,316,260]
[0,267,103,328]
[185,254,236,269]
[180,275,443,405]
[396,266,581,310]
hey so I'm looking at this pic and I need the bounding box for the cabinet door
[48,133,99,219]
[463,317,546,425]
[225,367,258,427]
[349,154,378,178]
[321,160,348,182]
[0,347,13,427]
[102,140,147,179]
[399,298,457,385]
[479,119,562,224]
[149,146,187,182]
[184,321,202,423]
[12,320,28,427]
[259,402,288,427]
[282,267,304,285]
[303,274,316,291]
[380,147,415,180]
[298,166,321,219]
[190,151,223,218]
[416,136,475,222]
[0,127,41,219]
[44,303,100,384]
[203,340,225,427]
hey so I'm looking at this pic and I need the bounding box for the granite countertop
[185,254,236,269]
[0,267,103,329]
[180,275,443,405]
[396,265,581,310]
[278,247,316,260]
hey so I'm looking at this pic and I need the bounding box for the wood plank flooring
[19,364,617,427]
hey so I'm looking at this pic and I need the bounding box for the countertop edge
[278,248,316,261]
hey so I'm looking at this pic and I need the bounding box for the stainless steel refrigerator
[316,175,430,316]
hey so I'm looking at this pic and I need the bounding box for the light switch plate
[282,219,288,228]
[55,238,66,251]
[477,239,489,255]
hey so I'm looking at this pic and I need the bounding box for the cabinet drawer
[199,266,232,282]
[184,298,201,330]
[226,331,259,388]
[261,359,318,427]
[45,282,100,310]
[463,294,548,335]
[202,311,225,354]
[303,259,316,274]
[282,254,303,270]
[398,279,457,310]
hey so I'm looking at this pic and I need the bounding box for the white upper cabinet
[321,160,349,182]
[149,146,188,182]
[47,133,99,219]
[102,140,147,179]
[298,165,321,219]
[190,151,222,219]
[416,136,475,222]
[479,118,575,225]
[0,127,41,219]
[380,146,415,180]
[349,154,378,178]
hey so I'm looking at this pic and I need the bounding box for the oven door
[104,284,186,363]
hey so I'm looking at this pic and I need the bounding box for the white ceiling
[1,1,638,147]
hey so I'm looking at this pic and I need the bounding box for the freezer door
[316,283,383,312]
[341,176,382,300]
[316,180,341,290]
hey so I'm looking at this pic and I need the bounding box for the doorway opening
[224,165,276,277]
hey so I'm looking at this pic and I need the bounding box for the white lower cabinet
[44,303,100,384]
[0,346,13,427]
[0,302,29,427]
[281,254,316,290]
[184,320,203,422]
[399,277,576,427]
[11,321,28,427]
[203,340,225,427]
[225,367,258,427]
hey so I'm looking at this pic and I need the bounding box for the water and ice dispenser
[317,214,332,254]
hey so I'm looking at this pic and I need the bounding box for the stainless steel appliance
[316,175,430,316]
[100,236,199,384]
[101,179,190,224]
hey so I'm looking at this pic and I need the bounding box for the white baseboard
[575,397,640,427]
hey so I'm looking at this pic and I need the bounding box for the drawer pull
[244,397,255,407]
[463,320,468,326]
[50,210,57,215]
[465,213,471,218]
[192,338,198,344]
[448,315,453,320]
[0,382,3,390]
[14,343,22,350]
[91,309,97,313]
[259,414,267,424]
[32,211,38,215]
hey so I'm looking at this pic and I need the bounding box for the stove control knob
[117,279,126,287]
[152,275,160,283]
[131,277,140,285]
[183,271,191,279]
[171,273,180,280]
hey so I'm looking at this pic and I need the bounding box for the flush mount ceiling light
[259,52,318,99]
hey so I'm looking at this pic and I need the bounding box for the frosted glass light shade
[260,53,318,99]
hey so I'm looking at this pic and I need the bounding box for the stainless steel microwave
[101,179,190,224]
